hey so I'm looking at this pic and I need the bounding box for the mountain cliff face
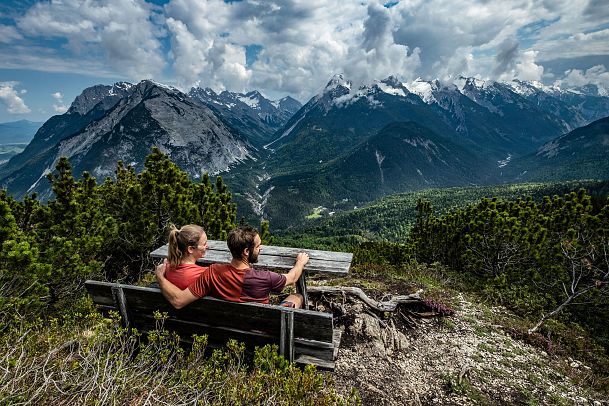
[188,87,301,148]
[502,115,609,182]
[0,83,133,183]
[1,80,252,199]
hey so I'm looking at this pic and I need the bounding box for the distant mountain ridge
[0,120,43,145]
[502,115,609,182]
[188,87,301,147]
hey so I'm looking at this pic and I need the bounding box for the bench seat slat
[295,355,334,370]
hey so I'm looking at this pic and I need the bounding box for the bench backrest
[150,240,352,275]
[85,280,337,368]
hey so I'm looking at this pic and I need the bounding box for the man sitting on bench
[155,225,308,309]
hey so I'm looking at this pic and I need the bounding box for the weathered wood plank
[86,282,115,306]
[333,329,342,360]
[85,281,334,342]
[111,286,131,328]
[279,310,294,362]
[197,255,350,275]
[151,249,349,274]
[151,242,353,263]
[295,355,335,371]
[296,273,309,309]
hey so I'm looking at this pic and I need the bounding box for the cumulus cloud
[0,82,31,114]
[17,0,165,80]
[557,65,609,89]
[343,3,420,88]
[51,92,68,114]
[164,0,421,98]
[493,39,545,81]
[2,0,608,100]
[493,38,520,77]
[515,50,544,81]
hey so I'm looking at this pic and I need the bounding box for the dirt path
[326,294,607,405]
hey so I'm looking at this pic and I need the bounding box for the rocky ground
[310,288,607,406]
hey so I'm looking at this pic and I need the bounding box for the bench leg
[111,285,131,329]
[296,272,309,309]
[279,310,294,362]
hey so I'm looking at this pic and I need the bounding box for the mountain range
[0,80,298,199]
[1,74,608,225]
[0,119,43,165]
[0,119,43,145]
[242,74,609,227]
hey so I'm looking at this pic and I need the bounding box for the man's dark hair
[227,226,258,259]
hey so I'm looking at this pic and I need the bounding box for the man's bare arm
[155,260,198,309]
[284,252,309,285]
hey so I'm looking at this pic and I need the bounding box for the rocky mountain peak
[380,75,402,88]
[276,96,302,113]
[68,82,133,116]
[324,74,352,93]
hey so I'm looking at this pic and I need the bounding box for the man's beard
[248,250,259,264]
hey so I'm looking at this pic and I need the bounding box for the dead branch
[307,286,423,312]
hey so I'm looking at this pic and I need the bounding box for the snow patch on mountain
[324,74,352,93]
[237,94,261,109]
[406,78,437,104]
[377,81,407,97]
[498,154,512,168]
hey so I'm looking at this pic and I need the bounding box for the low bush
[0,311,358,405]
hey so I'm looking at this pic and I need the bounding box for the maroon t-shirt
[188,263,286,304]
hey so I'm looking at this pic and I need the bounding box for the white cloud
[516,51,544,81]
[342,3,421,88]
[160,0,607,99]
[0,24,23,43]
[17,0,165,80]
[0,82,31,114]
[164,1,421,98]
[51,92,68,113]
[557,65,609,89]
[2,0,608,101]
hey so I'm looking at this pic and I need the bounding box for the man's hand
[155,259,198,309]
[296,252,309,266]
[155,259,168,281]
[285,252,309,285]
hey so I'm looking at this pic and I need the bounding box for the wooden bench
[150,240,353,309]
[85,280,342,369]
[85,242,352,370]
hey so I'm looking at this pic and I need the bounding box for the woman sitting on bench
[163,224,209,289]
[156,226,308,309]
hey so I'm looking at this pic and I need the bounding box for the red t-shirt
[165,263,207,290]
[188,263,286,304]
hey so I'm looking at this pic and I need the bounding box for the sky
[0,0,608,123]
